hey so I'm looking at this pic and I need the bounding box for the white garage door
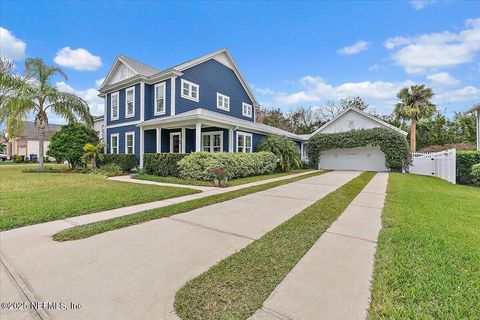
[318,146,388,171]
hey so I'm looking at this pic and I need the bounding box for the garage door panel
[318,147,387,172]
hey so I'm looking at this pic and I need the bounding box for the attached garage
[307,107,408,172]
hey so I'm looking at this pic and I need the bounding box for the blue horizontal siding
[176,59,254,121]
[106,125,140,163]
[106,84,141,125]
[144,79,171,120]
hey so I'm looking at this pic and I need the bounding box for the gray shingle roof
[15,121,62,140]
[119,55,160,76]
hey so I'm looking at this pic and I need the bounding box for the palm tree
[0,58,93,171]
[82,143,104,169]
[257,135,302,172]
[394,84,436,152]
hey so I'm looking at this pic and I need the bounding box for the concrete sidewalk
[0,171,360,320]
[250,172,388,320]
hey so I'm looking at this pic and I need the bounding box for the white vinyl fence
[409,149,456,184]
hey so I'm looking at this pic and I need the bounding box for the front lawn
[174,172,375,319]
[134,169,312,187]
[0,164,199,230]
[369,173,480,319]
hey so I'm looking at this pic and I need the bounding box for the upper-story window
[217,93,230,111]
[125,132,135,154]
[242,102,253,118]
[111,92,119,121]
[154,82,166,115]
[181,79,199,102]
[110,133,119,154]
[237,132,252,153]
[125,86,135,118]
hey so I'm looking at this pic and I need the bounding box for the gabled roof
[99,49,258,105]
[308,107,408,138]
[466,103,480,113]
[9,121,62,140]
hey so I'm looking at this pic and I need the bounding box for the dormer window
[217,93,230,111]
[125,86,135,118]
[181,79,199,102]
[111,92,119,120]
[242,102,252,118]
[154,82,166,115]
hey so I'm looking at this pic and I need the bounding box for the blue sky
[1,0,479,123]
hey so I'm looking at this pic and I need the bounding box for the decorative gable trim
[100,57,138,89]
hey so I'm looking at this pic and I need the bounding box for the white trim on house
[110,92,119,121]
[201,131,223,152]
[170,132,182,153]
[216,93,230,111]
[106,120,141,129]
[242,102,253,118]
[171,76,177,116]
[154,82,167,115]
[180,79,199,102]
[466,103,480,150]
[125,86,135,118]
[110,133,119,154]
[236,131,252,153]
[125,131,135,154]
[103,97,107,153]
[140,82,145,121]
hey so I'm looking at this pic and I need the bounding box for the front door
[171,133,181,153]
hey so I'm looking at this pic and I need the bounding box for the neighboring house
[5,121,62,159]
[305,107,408,171]
[466,103,479,150]
[93,115,105,140]
[97,49,306,167]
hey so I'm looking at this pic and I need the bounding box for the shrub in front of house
[96,163,124,177]
[99,154,137,172]
[143,153,189,177]
[457,151,480,184]
[471,163,480,186]
[178,152,277,181]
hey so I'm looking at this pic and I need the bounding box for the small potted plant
[213,166,228,188]
[130,167,139,178]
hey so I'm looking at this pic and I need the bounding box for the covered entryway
[318,146,387,171]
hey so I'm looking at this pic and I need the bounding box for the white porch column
[181,127,186,153]
[229,128,234,152]
[300,142,304,161]
[140,127,145,168]
[195,123,202,152]
[156,128,162,153]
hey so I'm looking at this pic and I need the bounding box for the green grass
[53,171,325,241]
[174,172,375,320]
[135,169,312,187]
[0,165,199,230]
[368,173,480,320]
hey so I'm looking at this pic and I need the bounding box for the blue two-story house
[98,49,307,167]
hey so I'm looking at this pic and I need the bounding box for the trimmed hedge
[99,154,137,172]
[456,151,480,184]
[308,128,411,171]
[143,153,188,177]
[178,152,277,181]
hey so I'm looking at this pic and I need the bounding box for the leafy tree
[257,107,291,131]
[394,84,436,152]
[0,58,93,171]
[340,96,369,111]
[257,136,302,172]
[82,143,104,169]
[286,106,325,134]
[47,124,99,169]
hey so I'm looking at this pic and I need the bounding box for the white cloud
[255,87,276,95]
[384,18,480,74]
[54,47,102,71]
[56,81,103,115]
[427,72,460,86]
[435,85,480,103]
[95,77,106,88]
[0,27,26,61]
[337,41,369,55]
[410,0,436,10]
[369,64,380,71]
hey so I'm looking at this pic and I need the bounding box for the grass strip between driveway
[174,171,375,320]
[53,171,325,241]
[368,173,480,319]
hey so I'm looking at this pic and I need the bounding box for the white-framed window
[125,132,135,154]
[125,86,135,118]
[216,93,230,111]
[202,131,223,152]
[242,102,253,118]
[154,82,166,115]
[110,133,119,154]
[236,132,252,153]
[110,92,119,121]
[181,79,199,102]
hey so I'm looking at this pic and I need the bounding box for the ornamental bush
[99,154,137,172]
[456,151,480,184]
[471,163,480,186]
[307,128,411,171]
[143,153,189,177]
[178,152,277,181]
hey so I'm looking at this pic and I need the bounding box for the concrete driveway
[0,171,359,320]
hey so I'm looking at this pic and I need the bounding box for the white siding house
[466,103,480,150]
